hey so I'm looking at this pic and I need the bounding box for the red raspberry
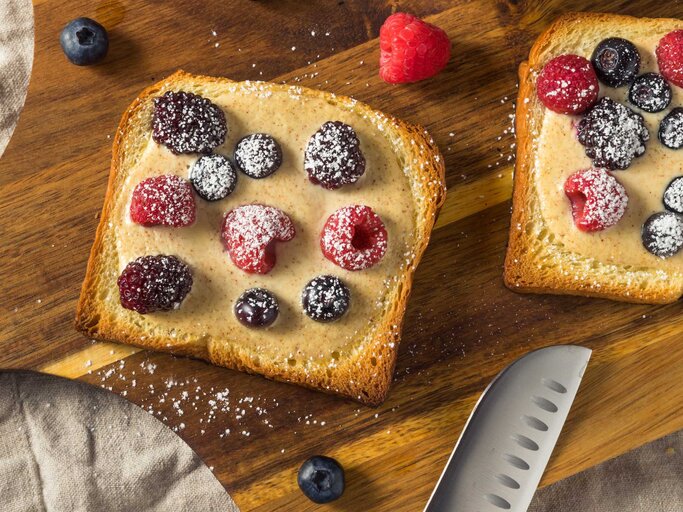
[537,55,599,114]
[321,205,387,271]
[656,30,683,88]
[379,13,451,84]
[221,204,295,274]
[130,175,196,227]
[564,168,628,232]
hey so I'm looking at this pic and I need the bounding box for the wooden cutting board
[2,0,682,510]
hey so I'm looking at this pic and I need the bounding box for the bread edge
[75,70,447,406]
[504,12,683,305]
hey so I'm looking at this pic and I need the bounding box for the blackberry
[189,154,237,201]
[301,275,350,322]
[577,97,649,170]
[591,38,640,88]
[663,176,683,214]
[117,255,193,314]
[642,212,683,258]
[628,73,672,113]
[234,133,282,179]
[152,91,227,154]
[234,288,279,328]
[304,121,366,189]
[658,107,683,150]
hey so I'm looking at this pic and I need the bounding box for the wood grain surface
[2,1,682,510]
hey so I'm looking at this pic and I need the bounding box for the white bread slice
[505,13,683,304]
[75,71,446,406]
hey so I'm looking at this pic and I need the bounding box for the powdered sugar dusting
[664,176,683,213]
[304,121,365,189]
[642,212,683,258]
[565,168,628,231]
[130,175,196,227]
[189,154,237,201]
[234,133,282,179]
[221,204,295,274]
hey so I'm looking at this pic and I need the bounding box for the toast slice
[75,71,446,405]
[505,13,683,304]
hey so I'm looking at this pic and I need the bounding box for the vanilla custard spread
[535,33,683,270]
[115,84,416,362]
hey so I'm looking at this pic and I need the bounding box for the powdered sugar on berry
[564,168,628,232]
[130,175,196,227]
[221,204,295,274]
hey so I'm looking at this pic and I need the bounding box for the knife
[424,345,592,512]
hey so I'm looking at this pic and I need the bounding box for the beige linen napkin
[0,371,238,512]
[529,431,682,511]
[0,0,33,157]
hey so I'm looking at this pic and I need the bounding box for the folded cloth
[0,371,238,512]
[530,430,682,511]
[0,0,33,157]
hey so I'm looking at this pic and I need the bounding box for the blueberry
[301,275,350,322]
[234,133,283,179]
[234,288,279,328]
[659,108,683,150]
[60,17,109,66]
[591,38,640,88]
[642,211,683,258]
[297,456,345,504]
[663,176,683,214]
[629,73,672,113]
[190,154,237,201]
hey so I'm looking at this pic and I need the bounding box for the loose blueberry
[304,121,366,189]
[301,275,350,322]
[234,133,283,179]
[663,176,683,214]
[628,73,672,113]
[591,38,640,88]
[189,154,237,201]
[117,255,193,314]
[60,17,109,66]
[642,211,683,258]
[234,288,279,328]
[297,456,345,504]
[658,108,683,150]
[577,97,649,170]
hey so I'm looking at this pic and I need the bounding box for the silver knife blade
[424,345,592,512]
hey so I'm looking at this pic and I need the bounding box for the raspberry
[304,122,365,189]
[117,255,193,314]
[221,204,295,274]
[152,91,227,154]
[656,30,683,88]
[379,12,450,84]
[537,55,599,114]
[130,175,196,227]
[577,97,649,170]
[564,168,628,232]
[321,205,387,271]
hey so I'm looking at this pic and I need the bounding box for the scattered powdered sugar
[663,176,683,214]
[642,211,683,258]
[304,121,366,189]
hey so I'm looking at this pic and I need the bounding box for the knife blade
[424,345,592,512]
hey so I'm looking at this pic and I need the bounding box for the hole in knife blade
[503,454,529,470]
[484,494,511,509]
[511,434,539,451]
[523,415,549,431]
[532,396,558,413]
[542,378,567,394]
[495,474,520,489]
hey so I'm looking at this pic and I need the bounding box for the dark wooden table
[2,1,683,510]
